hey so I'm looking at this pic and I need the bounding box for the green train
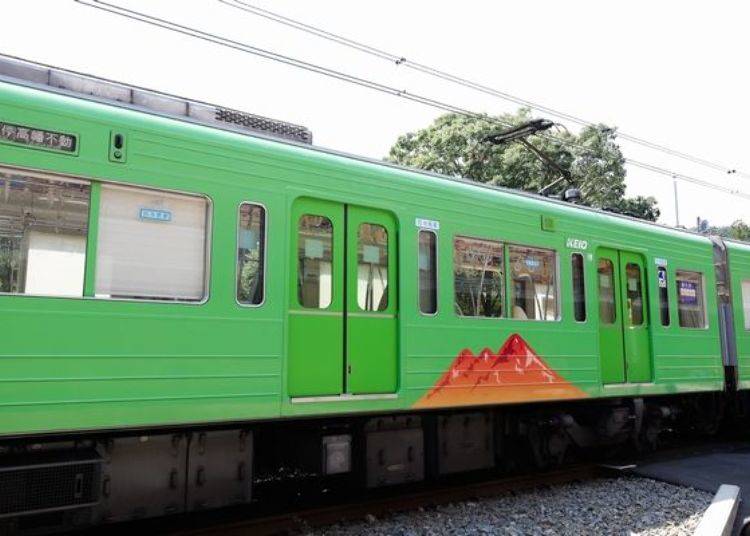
[0,54,748,532]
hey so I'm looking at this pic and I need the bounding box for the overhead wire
[73,0,750,201]
[219,0,750,179]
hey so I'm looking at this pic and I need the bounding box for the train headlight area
[2,53,750,535]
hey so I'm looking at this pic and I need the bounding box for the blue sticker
[139,208,172,222]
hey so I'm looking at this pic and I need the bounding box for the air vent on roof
[0,54,313,145]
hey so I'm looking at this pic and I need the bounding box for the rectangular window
[454,236,503,317]
[418,230,437,314]
[658,266,670,326]
[95,184,209,301]
[742,280,750,330]
[571,253,586,322]
[509,245,558,320]
[357,223,388,311]
[236,203,266,305]
[676,270,706,328]
[625,263,644,325]
[0,170,89,297]
[298,214,333,308]
[598,258,616,324]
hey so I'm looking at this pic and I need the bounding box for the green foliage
[387,109,660,221]
[696,220,750,242]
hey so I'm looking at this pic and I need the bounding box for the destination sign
[0,122,77,153]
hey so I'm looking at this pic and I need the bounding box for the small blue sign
[678,280,698,305]
[139,208,172,222]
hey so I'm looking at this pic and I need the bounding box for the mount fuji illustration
[413,333,588,409]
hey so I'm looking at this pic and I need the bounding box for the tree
[696,219,750,242]
[387,109,660,221]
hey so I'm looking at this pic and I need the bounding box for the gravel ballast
[307,477,712,536]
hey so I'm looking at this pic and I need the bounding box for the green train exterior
[0,74,736,439]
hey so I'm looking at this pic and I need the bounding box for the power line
[219,0,750,180]
[73,0,750,201]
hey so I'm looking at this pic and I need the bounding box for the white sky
[2,1,749,227]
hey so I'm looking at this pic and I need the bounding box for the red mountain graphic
[413,333,588,409]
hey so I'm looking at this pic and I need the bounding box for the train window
[298,214,333,309]
[454,236,503,318]
[95,184,209,302]
[597,258,616,324]
[571,253,586,322]
[357,223,388,311]
[625,263,644,325]
[508,245,558,321]
[658,266,670,326]
[418,230,437,314]
[0,170,90,297]
[236,203,266,306]
[742,280,750,330]
[676,270,706,328]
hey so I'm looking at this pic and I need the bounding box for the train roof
[0,54,725,248]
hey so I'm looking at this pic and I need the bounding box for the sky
[2,1,749,227]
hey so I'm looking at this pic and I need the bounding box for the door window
[356,223,388,311]
[598,258,616,324]
[298,214,333,308]
[625,263,644,325]
[657,266,670,326]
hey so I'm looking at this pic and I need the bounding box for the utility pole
[672,174,680,227]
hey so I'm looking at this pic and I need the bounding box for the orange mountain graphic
[413,333,588,409]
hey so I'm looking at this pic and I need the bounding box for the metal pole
[673,174,680,227]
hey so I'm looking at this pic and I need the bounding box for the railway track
[160,464,604,536]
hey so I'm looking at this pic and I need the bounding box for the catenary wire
[73,0,750,201]
[219,0,750,179]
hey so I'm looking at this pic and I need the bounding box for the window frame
[453,234,505,319]
[507,242,561,322]
[235,201,268,308]
[297,213,335,310]
[675,269,708,330]
[571,252,587,323]
[418,229,438,316]
[92,181,213,305]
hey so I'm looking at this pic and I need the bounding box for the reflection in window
[658,266,670,326]
[0,171,89,297]
[676,270,706,328]
[598,258,616,324]
[742,280,750,330]
[509,245,558,321]
[572,253,586,322]
[357,223,388,311]
[298,215,333,308]
[236,203,266,305]
[454,236,503,317]
[625,263,644,325]
[419,230,437,314]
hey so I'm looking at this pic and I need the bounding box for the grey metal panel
[0,56,49,85]
[436,412,494,475]
[49,71,133,103]
[711,236,739,375]
[186,430,252,511]
[97,434,187,523]
[132,90,188,116]
[0,53,312,144]
[365,416,424,488]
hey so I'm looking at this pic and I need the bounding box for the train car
[0,55,744,532]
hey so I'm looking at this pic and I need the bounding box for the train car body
[0,55,743,531]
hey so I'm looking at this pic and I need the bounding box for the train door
[596,248,652,384]
[287,199,398,398]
